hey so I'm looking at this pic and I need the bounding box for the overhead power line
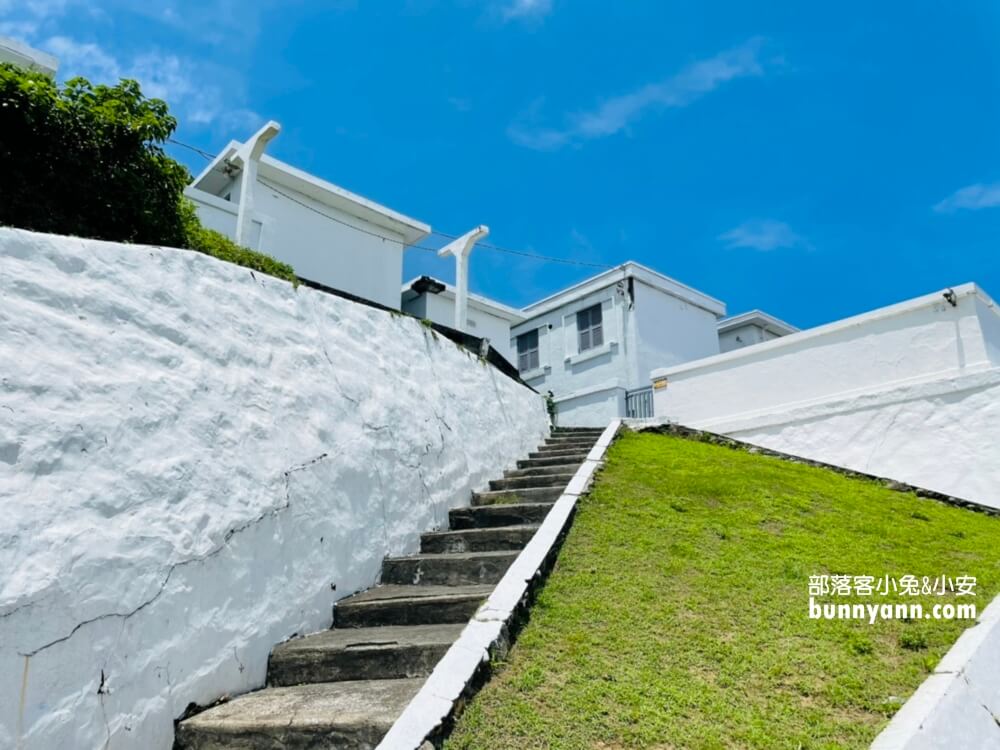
[167,138,216,160]
[169,137,614,270]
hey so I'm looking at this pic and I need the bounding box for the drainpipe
[437,225,489,332]
[233,120,281,248]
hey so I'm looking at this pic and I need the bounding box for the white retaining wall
[872,595,1000,749]
[0,228,549,749]
[651,284,1000,509]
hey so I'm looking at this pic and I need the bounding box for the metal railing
[625,386,654,419]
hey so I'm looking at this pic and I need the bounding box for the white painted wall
[651,284,1000,509]
[186,188,238,239]
[0,227,549,750]
[718,321,780,352]
[187,183,407,309]
[512,281,634,427]
[401,291,518,364]
[633,278,720,387]
[551,383,627,428]
[511,273,721,427]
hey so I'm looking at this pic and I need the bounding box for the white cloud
[718,219,808,251]
[0,0,69,39]
[41,36,261,133]
[44,36,120,80]
[500,0,552,23]
[0,20,40,37]
[507,38,766,150]
[2,0,269,46]
[933,182,1000,213]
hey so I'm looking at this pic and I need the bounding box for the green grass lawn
[446,430,1000,749]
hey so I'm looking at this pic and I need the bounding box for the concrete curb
[870,594,1000,749]
[376,419,623,750]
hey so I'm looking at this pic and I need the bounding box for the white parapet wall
[552,381,626,428]
[0,228,549,750]
[650,283,1000,509]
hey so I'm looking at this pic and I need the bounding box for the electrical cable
[168,136,615,270]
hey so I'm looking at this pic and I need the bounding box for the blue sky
[5,0,999,327]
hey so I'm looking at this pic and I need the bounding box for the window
[517,329,540,372]
[576,304,604,352]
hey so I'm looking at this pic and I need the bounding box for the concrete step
[489,473,575,490]
[472,486,563,506]
[420,524,539,554]
[450,502,553,529]
[504,463,581,479]
[539,440,596,451]
[518,453,589,469]
[544,431,597,440]
[268,624,464,686]
[529,447,593,460]
[552,428,604,435]
[175,678,423,750]
[381,550,518,586]
[334,584,493,628]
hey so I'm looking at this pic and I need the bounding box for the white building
[510,262,726,426]
[650,283,1000,509]
[186,137,430,309]
[0,36,57,76]
[717,309,798,353]
[401,276,524,363]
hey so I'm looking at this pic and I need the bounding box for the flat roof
[191,141,430,246]
[402,276,525,323]
[717,309,799,336]
[0,37,58,76]
[519,261,726,319]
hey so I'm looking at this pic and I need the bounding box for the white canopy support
[437,225,489,332]
[232,120,281,248]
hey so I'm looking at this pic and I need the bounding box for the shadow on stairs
[174,427,605,750]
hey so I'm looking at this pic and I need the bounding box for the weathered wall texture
[651,284,1000,509]
[731,371,1000,509]
[0,228,548,749]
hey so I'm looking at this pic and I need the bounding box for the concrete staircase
[175,427,603,750]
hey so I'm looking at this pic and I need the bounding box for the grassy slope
[447,431,1000,749]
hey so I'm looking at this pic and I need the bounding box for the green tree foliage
[0,64,190,246]
[0,63,296,284]
[179,199,297,285]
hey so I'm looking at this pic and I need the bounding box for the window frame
[576,304,604,353]
[516,328,540,373]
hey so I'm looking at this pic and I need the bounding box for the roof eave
[718,309,799,336]
[190,143,431,246]
[519,261,725,319]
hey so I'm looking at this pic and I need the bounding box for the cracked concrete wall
[650,284,1000,509]
[0,227,549,749]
